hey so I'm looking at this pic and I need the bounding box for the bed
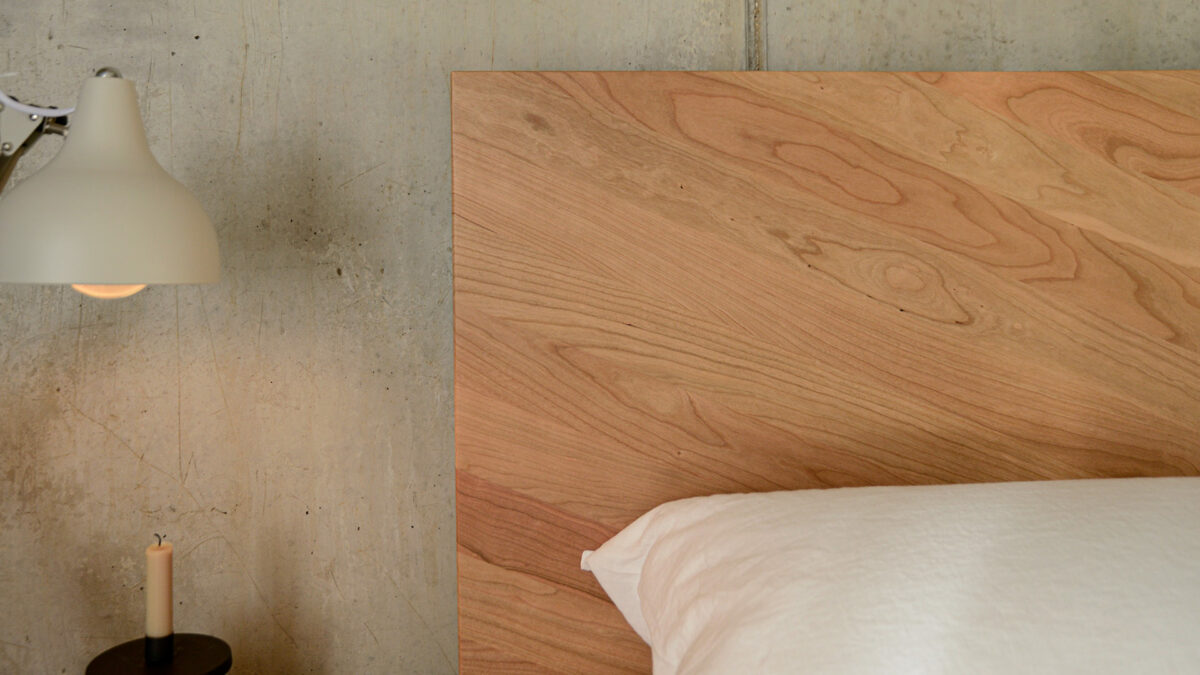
[451,71,1200,673]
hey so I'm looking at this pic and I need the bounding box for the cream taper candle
[145,538,173,638]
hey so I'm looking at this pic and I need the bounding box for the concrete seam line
[745,0,766,70]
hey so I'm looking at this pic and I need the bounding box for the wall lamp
[0,68,218,299]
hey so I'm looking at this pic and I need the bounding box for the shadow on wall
[185,131,340,672]
[237,521,324,674]
[0,322,118,669]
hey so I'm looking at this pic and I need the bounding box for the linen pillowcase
[581,478,1200,674]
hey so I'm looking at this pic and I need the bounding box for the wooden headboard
[451,71,1200,673]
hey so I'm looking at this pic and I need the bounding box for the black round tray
[86,634,231,675]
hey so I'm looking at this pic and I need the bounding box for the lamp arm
[0,89,75,118]
[0,97,69,194]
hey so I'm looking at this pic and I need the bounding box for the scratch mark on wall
[235,3,250,155]
[386,572,452,669]
[179,535,222,559]
[71,301,83,405]
[336,162,385,191]
[66,401,174,485]
[176,289,187,484]
[255,298,265,366]
[329,565,346,601]
[274,0,284,137]
[200,296,243,463]
[217,533,300,647]
[0,638,26,673]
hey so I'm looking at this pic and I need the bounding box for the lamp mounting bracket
[0,100,69,194]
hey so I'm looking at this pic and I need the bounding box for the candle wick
[154,533,164,546]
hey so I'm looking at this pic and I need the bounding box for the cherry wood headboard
[452,71,1200,673]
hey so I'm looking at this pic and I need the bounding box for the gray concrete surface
[2,0,1198,672]
[0,2,741,673]
[766,0,1200,71]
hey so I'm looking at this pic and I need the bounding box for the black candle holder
[85,633,231,674]
[144,633,174,665]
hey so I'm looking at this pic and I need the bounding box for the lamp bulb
[71,283,147,299]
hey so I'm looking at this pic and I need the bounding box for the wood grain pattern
[452,72,1200,673]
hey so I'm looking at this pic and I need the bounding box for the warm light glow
[71,283,147,299]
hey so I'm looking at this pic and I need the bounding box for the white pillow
[581,478,1200,674]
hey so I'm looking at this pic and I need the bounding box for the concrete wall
[0,1,1196,672]
[765,1,1200,70]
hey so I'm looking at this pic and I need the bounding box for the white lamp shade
[0,75,218,285]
